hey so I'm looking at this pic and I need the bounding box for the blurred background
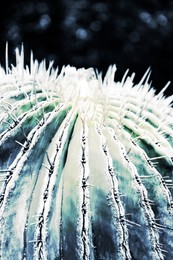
[0,0,173,96]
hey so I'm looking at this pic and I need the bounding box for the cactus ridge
[0,48,173,259]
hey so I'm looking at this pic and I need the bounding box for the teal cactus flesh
[0,48,173,260]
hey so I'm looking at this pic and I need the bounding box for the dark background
[0,0,173,97]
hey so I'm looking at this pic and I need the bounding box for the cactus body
[0,48,173,260]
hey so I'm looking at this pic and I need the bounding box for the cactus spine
[0,47,173,259]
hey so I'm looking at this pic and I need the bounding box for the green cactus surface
[0,48,173,260]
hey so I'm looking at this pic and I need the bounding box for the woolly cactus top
[0,47,173,260]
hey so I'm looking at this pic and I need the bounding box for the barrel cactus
[0,47,173,260]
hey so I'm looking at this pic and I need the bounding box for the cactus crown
[0,47,173,260]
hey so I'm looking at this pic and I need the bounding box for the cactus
[0,47,173,260]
